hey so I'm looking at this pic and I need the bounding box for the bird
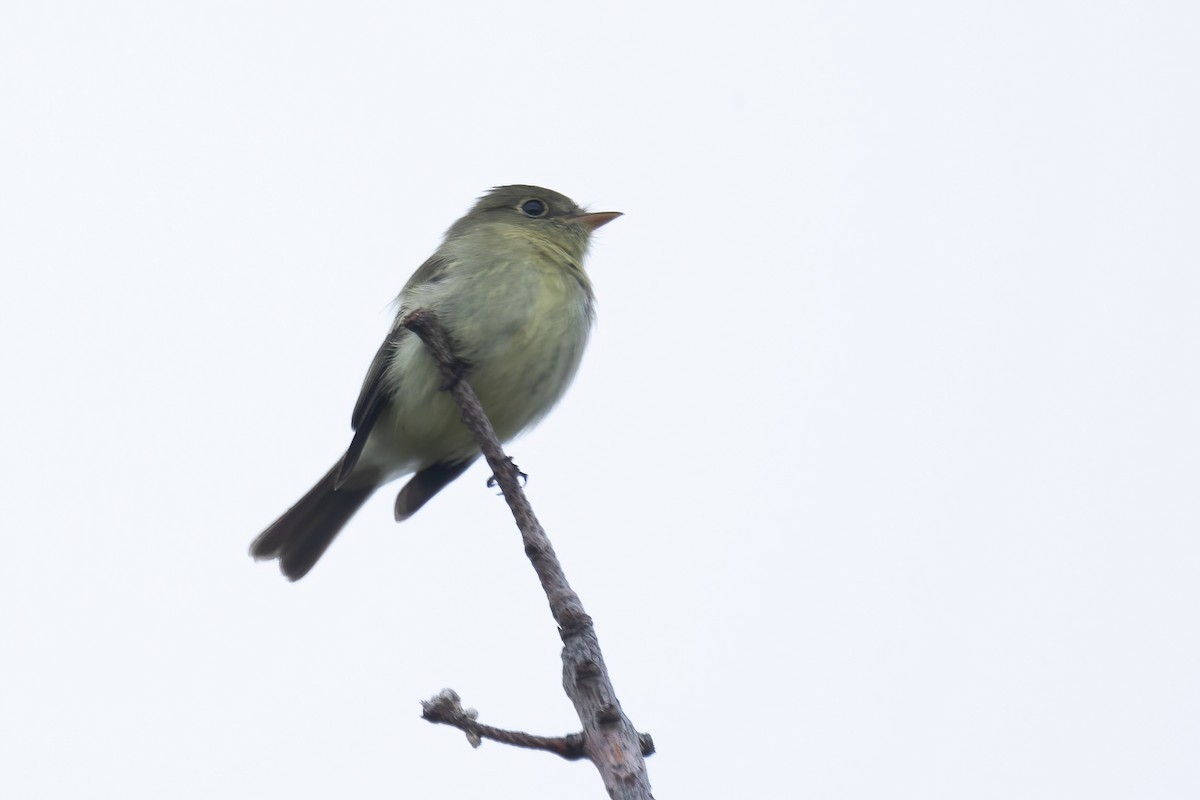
[249,185,620,580]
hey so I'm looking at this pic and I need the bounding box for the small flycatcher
[250,185,620,580]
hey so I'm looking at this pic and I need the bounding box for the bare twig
[405,310,655,800]
[420,689,656,761]
[420,689,588,760]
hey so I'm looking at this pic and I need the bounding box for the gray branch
[405,309,655,800]
[421,688,585,758]
[420,689,655,761]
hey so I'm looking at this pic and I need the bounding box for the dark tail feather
[250,464,376,581]
[394,457,478,521]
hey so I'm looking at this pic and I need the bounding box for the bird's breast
[368,253,593,476]
[452,259,593,435]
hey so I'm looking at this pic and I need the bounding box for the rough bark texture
[406,310,655,800]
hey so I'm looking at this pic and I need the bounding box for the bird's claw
[486,459,528,493]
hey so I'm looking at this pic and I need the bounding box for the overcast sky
[2,2,1198,798]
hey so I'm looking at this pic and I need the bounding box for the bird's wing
[336,324,404,488]
[393,457,479,521]
[337,254,452,488]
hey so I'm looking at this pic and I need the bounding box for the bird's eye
[520,199,547,218]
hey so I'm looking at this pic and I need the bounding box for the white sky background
[2,2,1197,798]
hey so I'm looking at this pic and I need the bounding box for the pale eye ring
[520,198,548,218]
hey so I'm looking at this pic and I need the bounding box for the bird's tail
[250,464,376,581]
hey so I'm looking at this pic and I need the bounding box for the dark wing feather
[336,255,453,489]
[393,457,479,521]
[336,326,402,487]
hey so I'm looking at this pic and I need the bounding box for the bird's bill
[571,211,623,232]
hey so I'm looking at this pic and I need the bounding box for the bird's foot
[486,458,528,494]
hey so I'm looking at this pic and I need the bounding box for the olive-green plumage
[250,186,620,580]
